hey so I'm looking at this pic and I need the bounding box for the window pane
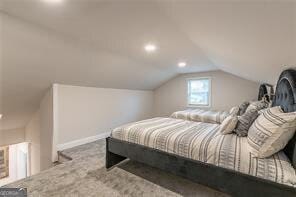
[188,79,210,106]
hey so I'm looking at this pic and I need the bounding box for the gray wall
[0,128,25,146]
[154,70,260,117]
[25,111,41,175]
[56,85,154,146]
[39,88,54,171]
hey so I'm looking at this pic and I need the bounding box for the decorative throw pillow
[258,108,269,115]
[229,106,240,116]
[234,109,259,137]
[238,101,249,116]
[248,106,296,158]
[245,100,268,113]
[219,115,238,135]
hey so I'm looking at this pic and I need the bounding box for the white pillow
[219,115,238,135]
[229,106,239,116]
[247,106,296,158]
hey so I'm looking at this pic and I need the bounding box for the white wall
[0,142,29,186]
[39,88,54,170]
[25,111,40,175]
[154,70,260,117]
[2,84,153,171]
[0,128,25,146]
[55,84,153,149]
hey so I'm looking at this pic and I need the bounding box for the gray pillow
[234,108,259,137]
[238,101,250,116]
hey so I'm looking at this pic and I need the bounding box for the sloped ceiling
[0,0,295,130]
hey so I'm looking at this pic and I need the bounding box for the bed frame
[106,69,296,197]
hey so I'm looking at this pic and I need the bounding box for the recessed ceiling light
[42,0,63,4]
[144,44,157,52]
[0,114,2,120]
[178,62,187,68]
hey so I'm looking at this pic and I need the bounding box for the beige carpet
[4,139,229,197]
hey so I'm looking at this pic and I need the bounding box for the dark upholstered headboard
[258,84,268,101]
[258,83,274,102]
[272,69,296,168]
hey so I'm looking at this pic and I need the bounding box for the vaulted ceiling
[0,0,295,130]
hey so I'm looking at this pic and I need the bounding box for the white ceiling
[0,0,295,130]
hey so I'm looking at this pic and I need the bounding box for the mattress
[111,117,296,187]
[170,109,229,124]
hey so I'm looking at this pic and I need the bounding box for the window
[187,78,211,107]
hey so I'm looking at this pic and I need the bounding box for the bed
[170,87,269,124]
[106,69,296,197]
[170,108,230,124]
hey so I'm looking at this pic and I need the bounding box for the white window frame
[187,77,212,108]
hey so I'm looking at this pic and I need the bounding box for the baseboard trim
[56,132,110,151]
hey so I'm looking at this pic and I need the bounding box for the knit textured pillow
[234,109,259,137]
[248,106,296,158]
[238,101,250,116]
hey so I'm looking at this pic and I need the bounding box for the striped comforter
[112,117,296,187]
[170,109,229,124]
